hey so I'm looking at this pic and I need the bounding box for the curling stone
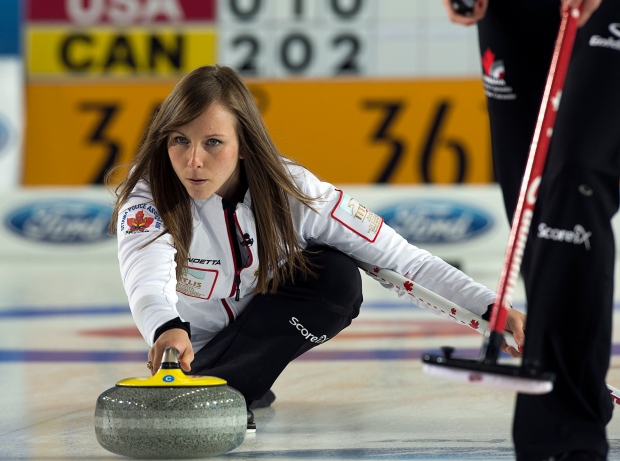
[95,347,246,459]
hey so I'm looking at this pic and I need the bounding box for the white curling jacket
[117,163,496,351]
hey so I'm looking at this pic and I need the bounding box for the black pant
[478,1,620,459]
[188,246,363,404]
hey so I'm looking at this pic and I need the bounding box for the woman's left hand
[502,309,526,358]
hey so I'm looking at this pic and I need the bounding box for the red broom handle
[488,6,580,335]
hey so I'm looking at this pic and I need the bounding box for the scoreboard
[24,0,490,186]
[217,0,482,77]
[219,0,375,77]
[27,0,216,76]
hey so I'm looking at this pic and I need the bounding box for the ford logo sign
[5,199,113,244]
[377,200,493,244]
[0,114,13,157]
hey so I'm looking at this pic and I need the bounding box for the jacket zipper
[224,206,243,302]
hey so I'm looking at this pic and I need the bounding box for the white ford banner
[0,58,22,190]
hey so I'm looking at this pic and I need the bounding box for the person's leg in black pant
[514,164,617,459]
[478,1,620,458]
[509,1,620,458]
[477,0,560,222]
[188,246,363,405]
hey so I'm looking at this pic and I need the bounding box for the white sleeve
[290,167,495,317]
[116,182,182,346]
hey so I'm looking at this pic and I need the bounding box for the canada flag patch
[127,210,153,231]
[120,204,162,234]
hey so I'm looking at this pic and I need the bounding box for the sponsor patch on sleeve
[119,203,163,234]
[331,190,383,242]
[177,267,218,300]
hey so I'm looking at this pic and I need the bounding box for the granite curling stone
[95,347,246,459]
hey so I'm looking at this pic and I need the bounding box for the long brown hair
[107,65,317,293]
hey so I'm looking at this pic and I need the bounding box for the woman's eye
[206,139,221,146]
[174,136,188,144]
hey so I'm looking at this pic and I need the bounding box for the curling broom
[420,5,581,393]
[357,262,620,402]
[356,261,519,350]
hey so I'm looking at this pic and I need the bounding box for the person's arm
[295,173,493,316]
[441,0,488,26]
[290,167,525,357]
[441,0,601,28]
[116,181,194,370]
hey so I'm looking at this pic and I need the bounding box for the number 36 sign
[24,78,491,185]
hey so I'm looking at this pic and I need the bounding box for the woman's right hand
[148,328,194,375]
